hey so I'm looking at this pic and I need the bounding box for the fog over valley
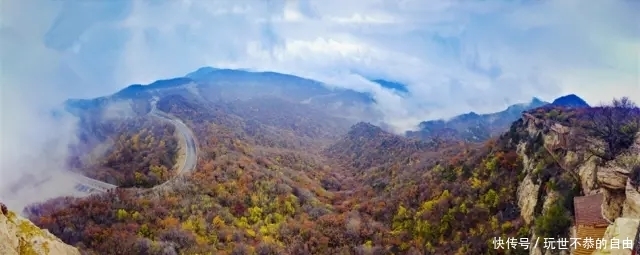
[0,1,639,254]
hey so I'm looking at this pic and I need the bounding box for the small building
[573,193,610,255]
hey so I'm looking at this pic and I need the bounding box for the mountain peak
[185,66,219,79]
[453,111,480,121]
[371,79,409,94]
[349,122,383,134]
[345,122,394,142]
[531,97,545,105]
[551,94,589,108]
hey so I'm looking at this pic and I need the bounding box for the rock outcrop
[517,174,540,225]
[602,188,626,222]
[592,217,640,255]
[516,116,579,255]
[623,179,640,218]
[598,166,631,190]
[597,139,640,221]
[515,113,640,255]
[0,202,80,255]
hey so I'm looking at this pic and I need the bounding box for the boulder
[597,166,630,190]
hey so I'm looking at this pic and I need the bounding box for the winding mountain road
[149,103,198,176]
[69,98,198,195]
[1,97,198,212]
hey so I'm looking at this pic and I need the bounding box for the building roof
[573,193,609,226]
[574,226,608,255]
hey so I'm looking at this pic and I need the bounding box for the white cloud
[1,0,639,209]
[1,0,638,126]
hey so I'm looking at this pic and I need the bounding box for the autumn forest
[20,86,640,255]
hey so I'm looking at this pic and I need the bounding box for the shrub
[534,200,571,239]
[580,97,640,161]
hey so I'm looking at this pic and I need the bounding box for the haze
[1,0,639,210]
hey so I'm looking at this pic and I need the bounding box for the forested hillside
[23,91,640,255]
[67,115,179,188]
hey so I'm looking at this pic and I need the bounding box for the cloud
[0,0,638,208]
[3,0,638,115]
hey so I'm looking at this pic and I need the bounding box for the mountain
[65,67,381,123]
[551,94,590,108]
[60,67,380,189]
[326,122,437,171]
[370,79,409,94]
[406,95,589,143]
[406,97,549,142]
[19,68,640,255]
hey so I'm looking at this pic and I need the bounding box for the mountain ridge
[24,72,640,254]
[407,94,590,142]
[65,67,376,110]
[63,66,590,142]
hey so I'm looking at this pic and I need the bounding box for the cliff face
[0,203,80,255]
[511,110,640,255]
[593,218,640,255]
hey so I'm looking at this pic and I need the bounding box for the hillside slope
[26,98,640,255]
[28,97,526,254]
[21,69,640,255]
[0,202,80,255]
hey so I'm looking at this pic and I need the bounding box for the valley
[2,68,639,255]
[2,2,637,254]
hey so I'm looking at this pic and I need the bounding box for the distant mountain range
[406,94,589,142]
[64,67,382,122]
[68,67,372,105]
[64,66,590,143]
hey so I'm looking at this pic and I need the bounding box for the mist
[0,0,128,211]
[1,0,639,211]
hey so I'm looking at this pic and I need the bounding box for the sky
[0,0,639,209]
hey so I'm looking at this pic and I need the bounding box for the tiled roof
[573,193,608,226]
[574,226,607,255]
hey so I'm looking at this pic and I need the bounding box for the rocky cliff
[0,202,80,255]
[512,108,640,255]
[593,217,640,255]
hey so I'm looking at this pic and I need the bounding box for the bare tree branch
[577,97,640,162]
